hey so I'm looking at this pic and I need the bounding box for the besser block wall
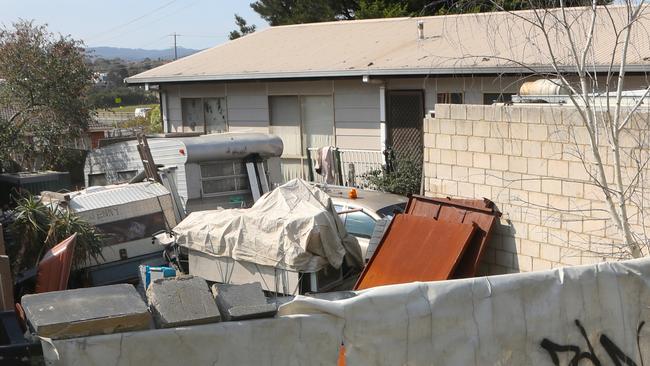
[424,104,650,275]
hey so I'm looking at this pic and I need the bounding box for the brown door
[386,90,424,164]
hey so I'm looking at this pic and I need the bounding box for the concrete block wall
[424,104,650,275]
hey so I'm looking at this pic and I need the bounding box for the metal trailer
[44,182,179,285]
[84,132,284,213]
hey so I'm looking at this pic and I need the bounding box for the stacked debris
[356,195,501,290]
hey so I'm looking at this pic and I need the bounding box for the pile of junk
[0,177,501,365]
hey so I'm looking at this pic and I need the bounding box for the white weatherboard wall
[47,258,650,365]
[423,103,650,275]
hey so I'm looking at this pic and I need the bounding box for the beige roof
[127,5,650,84]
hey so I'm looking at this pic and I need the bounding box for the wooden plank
[355,214,476,290]
[0,255,13,311]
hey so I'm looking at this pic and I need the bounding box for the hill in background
[87,46,200,61]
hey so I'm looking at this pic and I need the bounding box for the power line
[86,0,179,43]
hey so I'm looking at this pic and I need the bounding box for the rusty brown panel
[453,211,497,278]
[404,195,501,278]
[437,206,467,222]
[405,200,441,218]
[354,214,477,290]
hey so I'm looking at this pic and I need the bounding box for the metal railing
[306,147,383,188]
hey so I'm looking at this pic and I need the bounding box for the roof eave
[125,64,650,85]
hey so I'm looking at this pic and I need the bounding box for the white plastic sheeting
[171,179,362,272]
[44,258,650,366]
[280,258,650,365]
[44,315,343,366]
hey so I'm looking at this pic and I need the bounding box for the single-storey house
[126,6,650,181]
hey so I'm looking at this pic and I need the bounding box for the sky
[0,0,269,50]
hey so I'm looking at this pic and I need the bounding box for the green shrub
[364,159,422,196]
[8,194,104,275]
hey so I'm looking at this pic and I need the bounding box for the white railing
[305,147,383,188]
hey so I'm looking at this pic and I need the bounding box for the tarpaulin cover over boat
[171,179,362,272]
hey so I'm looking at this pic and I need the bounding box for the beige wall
[423,103,650,276]
[159,76,526,153]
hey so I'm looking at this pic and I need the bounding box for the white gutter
[125,65,650,85]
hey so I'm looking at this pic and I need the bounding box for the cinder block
[466,105,484,121]
[528,124,549,141]
[473,121,491,137]
[540,244,561,262]
[22,284,150,339]
[484,138,503,154]
[436,134,451,149]
[212,282,277,321]
[147,275,221,328]
[510,123,528,140]
[527,158,548,176]
[521,141,542,158]
[491,155,509,171]
[532,257,553,271]
[468,136,485,152]
[450,104,467,120]
[473,153,490,168]
[547,160,569,178]
[456,120,473,135]
[457,151,474,167]
[509,156,528,174]
[451,135,468,150]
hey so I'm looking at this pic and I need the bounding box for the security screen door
[386,90,424,164]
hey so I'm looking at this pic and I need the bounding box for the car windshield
[376,202,407,218]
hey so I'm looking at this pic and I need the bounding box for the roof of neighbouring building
[126,5,650,84]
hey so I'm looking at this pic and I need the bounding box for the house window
[96,212,167,246]
[199,160,250,196]
[483,93,514,105]
[437,93,464,104]
[88,173,107,186]
[117,170,138,183]
[269,95,334,157]
[181,97,227,133]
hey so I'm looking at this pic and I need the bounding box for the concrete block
[212,282,277,321]
[510,123,528,140]
[147,275,221,328]
[509,156,528,174]
[473,121,491,137]
[468,136,485,152]
[457,151,473,167]
[436,134,451,149]
[22,284,150,339]
[466,105,485,121]
[528,124,549,141]
[451,135,468,150]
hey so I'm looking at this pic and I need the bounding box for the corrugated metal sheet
[126,5,650,84]
[354,214,476,290]
[68,182,171,213]
[405,195,502,278]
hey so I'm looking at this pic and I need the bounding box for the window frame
[199,160,251,198]
[181,97,228,133]
[437,92,464,104]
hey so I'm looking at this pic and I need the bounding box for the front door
[386,90,425,164]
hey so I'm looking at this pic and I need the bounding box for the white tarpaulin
[279,258,650,365]
[44,258,650,365]
[44,315,343,366]
[171,179,361,272]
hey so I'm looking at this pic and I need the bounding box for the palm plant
[8,194,104,275]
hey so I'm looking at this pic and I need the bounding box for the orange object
[404,195,501,278]
[355,214,476,290]
[35,233,77,293]
[348,188,357,199]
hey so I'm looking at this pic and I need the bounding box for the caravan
[84,132,284,212]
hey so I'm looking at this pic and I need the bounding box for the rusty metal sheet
[354,214,476,290]
[404,195,501,278]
